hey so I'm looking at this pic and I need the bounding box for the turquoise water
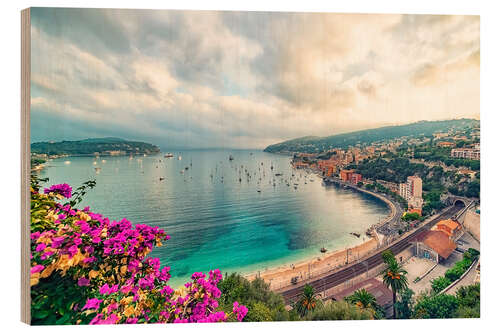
[39,150,389,286]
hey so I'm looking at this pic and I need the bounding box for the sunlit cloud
[30,8,480,149]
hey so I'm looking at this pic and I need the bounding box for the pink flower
[233,302,248,321]
[99,284,110,295]
[35,243,46,252]
[82,298,102,311]
[31,265,44,274]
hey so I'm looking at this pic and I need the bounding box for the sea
[38,149,389,287]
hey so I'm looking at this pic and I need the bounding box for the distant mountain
[31,138,160,156]
[264,119,479,154]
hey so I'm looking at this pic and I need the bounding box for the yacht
[164,153,174,158]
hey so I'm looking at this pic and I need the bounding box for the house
[412,230,457,263]
[432,219,462,241]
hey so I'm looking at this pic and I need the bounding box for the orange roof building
[413,230,457,263]
[433,219,462,239]
[408,208,422,216]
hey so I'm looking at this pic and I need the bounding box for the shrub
[30,178,247,324]
[306,301,373,320]
[431,276,451,294]
[413,294,459,319]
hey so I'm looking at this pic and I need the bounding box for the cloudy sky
[30,8,480,149]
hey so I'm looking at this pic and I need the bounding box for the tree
[431,276,451,294]
[245,302,273,322]
[382,250,395,265]
[402,212,420,222]
[413,294,458,319]
[306,301,373,320]
[345,289,385,319]
[294,284,321,317]
[455,283,480,318]
[394,288,414,319]
[217,273,288,322]
[382,252,409,319]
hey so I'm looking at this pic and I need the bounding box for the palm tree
[382,258,409,319]
[295,284,320,317]
[345,289,384,319]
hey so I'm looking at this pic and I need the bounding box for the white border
[1,1,498,332]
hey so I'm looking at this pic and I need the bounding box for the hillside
[264,119,479,154]
[31,137,161,156]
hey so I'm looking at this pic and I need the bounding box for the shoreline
[244,174,398,290]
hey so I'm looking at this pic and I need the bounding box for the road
[278,204,463,304]
[322,177,404,235]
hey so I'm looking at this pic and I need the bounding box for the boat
[185,166,189,170]
[229,155,234,161]
[64,161,71,165]
[275,173,283,176]
[164,153,174,158]
[159,177,165,181]
[320,247,327,253]
[350,232,361,238]
[178,156,182,161]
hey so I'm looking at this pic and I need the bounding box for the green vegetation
[264,119,478,154]
[392,283,480,319]
[344,289,385,319]
[305,301,373,320]
[431,276,452,294]
[293,284,321,317]
[381,251,409,319]
[428,248,479,295]
[413,293,459,319]
[31,157,46,168]
[444,248,479,282]
[393,288,414,319]
[31,137,160,156]
[217,273,289,322]
[402,212,421,222]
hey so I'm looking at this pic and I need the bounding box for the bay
[39,149,389,287]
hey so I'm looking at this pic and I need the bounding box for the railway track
[279,205,463,304]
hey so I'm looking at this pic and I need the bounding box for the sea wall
[463,209,480,241]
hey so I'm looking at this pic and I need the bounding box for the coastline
[244,173,398,291]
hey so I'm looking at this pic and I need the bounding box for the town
[263,121,481,318]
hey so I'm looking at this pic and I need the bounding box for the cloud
[30,9,480,149]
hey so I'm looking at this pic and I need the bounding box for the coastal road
[278,204,463,304]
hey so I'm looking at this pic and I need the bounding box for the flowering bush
[30,177,247,325]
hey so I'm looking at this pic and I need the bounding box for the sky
[30,8,480,149]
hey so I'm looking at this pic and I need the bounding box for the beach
[245,234,380,290]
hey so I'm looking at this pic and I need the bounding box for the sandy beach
[245,236,380,290]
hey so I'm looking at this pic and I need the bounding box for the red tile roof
[415,230,456,259]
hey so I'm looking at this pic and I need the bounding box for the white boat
[178,156,182,160]
[64,161,71,165]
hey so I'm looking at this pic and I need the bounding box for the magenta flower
[31,264,44,274]
[82,298,103,311]
[233,302,248,321]
[35,243,46,252]
[44,183,72,198]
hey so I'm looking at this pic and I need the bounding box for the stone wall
[463,209,480,241]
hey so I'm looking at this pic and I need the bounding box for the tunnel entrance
[454,199,466,207]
